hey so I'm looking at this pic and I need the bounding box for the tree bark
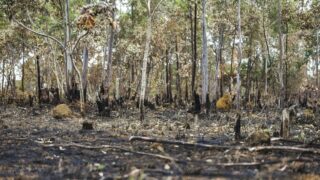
[21,43,25,92]
[244,31,253,105]
[165,49,172,103]
[278,0,285,108]
[175,36,181,104]
[82,47,89,102]
[316,29,319,90]
[36,56,41,104]
[262,6,270,95]
[64,0,73,98]
[139,0,152,121]
[201,0,208,104]
[236,0,243,110]
[102,0,115,101]
[191,2,197,95]
[229,29,237,93]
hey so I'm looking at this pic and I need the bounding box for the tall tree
[201,0,208,104]
[139,0,152,121]
[102,0,116,100]
[64,0,73,98]
[191,2,197,95]
[278,0,285,108]
[236,0,243,110]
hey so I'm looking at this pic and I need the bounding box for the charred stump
[234,113,241,141]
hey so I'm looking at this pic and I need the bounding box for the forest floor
[1,104,320,179]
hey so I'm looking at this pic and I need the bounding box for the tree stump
[281,108,290,138]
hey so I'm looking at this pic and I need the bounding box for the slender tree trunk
[191,2,197,95]
[103,0,115,100]
[244,31,253,105]
[316,29,319,89]
[82,47,89,102]
[1,59,5,96]
[201,0,208,104]
[165,49,172,102]
[189,3,194,95]
[262,8,270,95]
[278,0,285,108]
[218,24,225,97]
[36,56,41,104]
[81,0,91,102]
[229,29,236,93]
[64,0,72,98]
[21,43,25,92]
[236,0,243,110]
[175,36,181,104]
[139,0,152,121]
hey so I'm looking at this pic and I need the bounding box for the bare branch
[38,142,177,162]
[151,0,165,17]
[249,146,320,155]
[129,136,236,150]
[13,18,65,49]
[71,31,90,54]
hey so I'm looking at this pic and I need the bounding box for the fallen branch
[129,136,241,150]
[249,146,320,155]
[193,157,316,167]
[37,142,177,162]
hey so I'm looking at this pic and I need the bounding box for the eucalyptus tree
[201,0,208,104]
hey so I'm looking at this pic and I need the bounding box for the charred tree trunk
[36,56,41,104]
[165,49,173,103]
[82,47,89,102]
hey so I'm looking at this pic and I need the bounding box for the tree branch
[129,136,236,150]
[71,31,89,54]
[249,146,320,155]
[38,142,177,162]
[13,18,65,49]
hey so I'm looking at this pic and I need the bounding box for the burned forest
[1,0,320,179]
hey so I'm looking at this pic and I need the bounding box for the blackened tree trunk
[82,47,89,102]
[165,49,173,103]
[36,56,41,104]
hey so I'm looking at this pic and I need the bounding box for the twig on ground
[37,142,177,162]
[249,146,320,155]
[192,157,316,167]
[129,136,240,150]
